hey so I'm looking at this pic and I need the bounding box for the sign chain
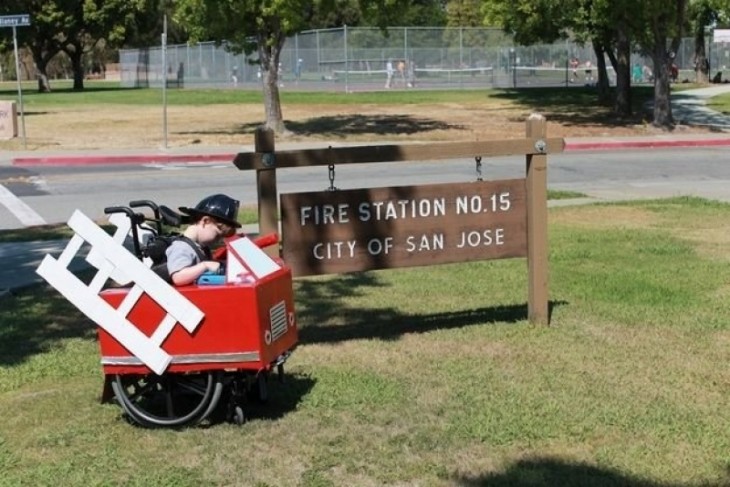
[475,156,483,181]
[327,163,339,191]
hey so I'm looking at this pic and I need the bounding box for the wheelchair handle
[129,200,162,234]
[103,206,145,259]
[129,200,159,211]
[104,206,133,216]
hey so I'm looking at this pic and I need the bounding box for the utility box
[0,101,18,140]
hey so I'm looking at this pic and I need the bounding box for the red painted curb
[12,152,236,167]
[564,138,730,151]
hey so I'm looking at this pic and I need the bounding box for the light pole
[161,14,168,148]
[510,48,516,88]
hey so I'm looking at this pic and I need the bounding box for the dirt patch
[551,205,659,230]
[677,224,730,261]
[0,100,716,151]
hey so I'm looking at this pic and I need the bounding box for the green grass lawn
[0,80,502,106]
[1,196,728,486]
[0,80,657,112]
[707,92,730,114]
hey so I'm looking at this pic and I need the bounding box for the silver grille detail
[269,301,288,342]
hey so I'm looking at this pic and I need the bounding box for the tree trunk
[258,34,287,134]
[614,21,632,118]
[651,42,673,127]
[67,43,85,91]
[592,40,610,105]
[693,7,711,84]
[36,74,51,93]
[31,49,53,93]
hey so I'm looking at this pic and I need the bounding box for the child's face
[199,217,234,244]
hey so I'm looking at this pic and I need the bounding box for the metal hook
[475,156,483,182]
[325,146,338,191]
[327,163,338,191]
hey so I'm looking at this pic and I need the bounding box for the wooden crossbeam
[234,138,565,170]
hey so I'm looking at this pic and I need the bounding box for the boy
[166,194,241,286]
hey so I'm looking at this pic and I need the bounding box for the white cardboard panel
[67,210,203,332]
[228,236,281,279]
[37,255,171,375]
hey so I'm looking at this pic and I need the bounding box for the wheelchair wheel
[112,371,222,428]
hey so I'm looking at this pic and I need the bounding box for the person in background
[231,67,238,87]
[397,59,407,86]
[385,59,394,88]
[632,63,643,83]
[295,58,303,82]
[584,60,593,83]
[569,57,579,83]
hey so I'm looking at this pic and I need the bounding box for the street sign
[0,14,31,28]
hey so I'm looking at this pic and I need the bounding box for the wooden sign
[280,179,526,277]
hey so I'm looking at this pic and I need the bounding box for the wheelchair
[96,200,298,428]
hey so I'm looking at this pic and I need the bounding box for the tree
[572,0,636,116]
[483,0,692,128]
[0,0,64,92]
[633,0,689,127]
[482,0,577,45]
[446,0,482,27]
[403,0,447,26]
[124,0,188,48]
[483,0,631,113]
[175,0,410,134]
[60,0,144,90]
[0,0,145,92]
[688,0,730,84]
[310,0,363,28]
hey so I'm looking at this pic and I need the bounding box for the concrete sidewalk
[0,240,90,295]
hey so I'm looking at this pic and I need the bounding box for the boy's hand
[204,261,221,274]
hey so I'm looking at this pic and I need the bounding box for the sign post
[1,14,31,148]
[236,120,561,325]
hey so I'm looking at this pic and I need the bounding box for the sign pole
[254,127,279,258]
[2,14,31,147]
[525,114,549,325]
[12,25,27,148]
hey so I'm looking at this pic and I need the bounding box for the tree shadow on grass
[294,273,564,345]
[182,114,465,138]
[0,282,96,367]
[455,457,729,487]
[492,86,655,128]
[2,270,562,367]
[284,114,465,137]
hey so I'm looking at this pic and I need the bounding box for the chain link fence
[119,26,728,91]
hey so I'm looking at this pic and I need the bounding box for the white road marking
[142,163,230,170]
[0,184,46,226]
[30,176,50,192]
